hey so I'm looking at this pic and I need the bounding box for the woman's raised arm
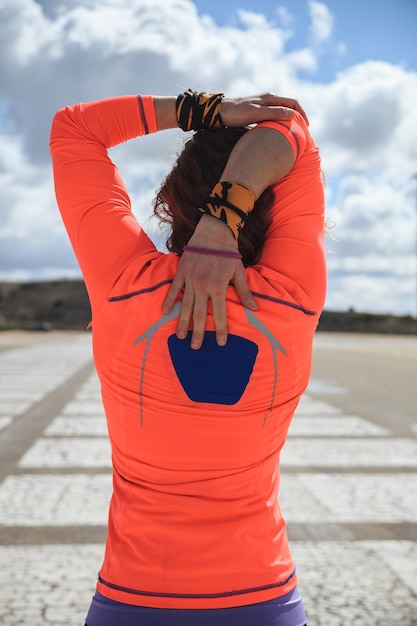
[163,108,297,350]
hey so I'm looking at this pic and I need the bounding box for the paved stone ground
[0,331,416,625]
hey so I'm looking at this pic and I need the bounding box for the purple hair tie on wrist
[183,245,242,259]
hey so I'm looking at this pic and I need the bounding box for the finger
[261,94,309,125]
[232,266,257,310]
[276,98,309,125]
[210,292,228,347]
[190,295,208,350]
[267,104,309,126]
[176,290,194,339]
[269,106,297,120]
[162,276,184,314]
[289,99,309,125]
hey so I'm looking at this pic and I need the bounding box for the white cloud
[0,0,416,315]
[324,174,415,314]
[308,1,334,45]
[312,62,417,181]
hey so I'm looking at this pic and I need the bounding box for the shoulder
[255,111,313,162]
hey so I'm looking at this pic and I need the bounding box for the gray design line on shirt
[133,302,181,427]
[244,308,287,425]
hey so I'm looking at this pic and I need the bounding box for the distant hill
[318,308,416,335]
[0,280,91,330]
[0,280,416,334]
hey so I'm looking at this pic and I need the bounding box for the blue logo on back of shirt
[168,331,258,404]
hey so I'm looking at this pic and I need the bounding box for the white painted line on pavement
[289,415,389,437]
[45,416,107,436]
[0,417,12,432]
[281,438,417,467]
[18,438,111,468]
[296,396,343,414]
[281,473,417,523]
[0,474,111,526]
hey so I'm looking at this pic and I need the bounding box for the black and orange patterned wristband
[176,89,225,131]
[198,181,256,240]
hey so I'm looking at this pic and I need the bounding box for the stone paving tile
[0,339,92,424]
[1,338,416,624]
[0,399,36,414]
[0,416,12,432]
[0,542,416,626]
[295,396,343,415]
[0,474,111,525]
[288,415,389,437]
[0,544,101,626]
[306,380,347,395]
[18,438,111,468]
[293,541,417,625]
[62,401,105,416]
[280,475,335,522]
[281,473,417,523]
[43,373,106,435]
[281,437,417,467]
[0,388,48,399]
[45,416,107,436]
[370,540,417,596]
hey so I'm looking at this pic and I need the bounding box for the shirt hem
[96,570,298,609]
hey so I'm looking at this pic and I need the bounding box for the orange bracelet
[198,181,256,240]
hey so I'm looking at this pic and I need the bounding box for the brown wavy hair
[153,127,273,267]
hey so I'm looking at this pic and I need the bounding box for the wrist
[189,215,239,250]
[154,96,178,131]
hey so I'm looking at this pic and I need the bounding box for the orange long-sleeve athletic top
[50,95,326,610]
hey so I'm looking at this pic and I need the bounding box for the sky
[1,0,417,317]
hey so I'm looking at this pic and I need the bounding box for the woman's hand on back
[220,92,309,128]
[162,215,256,350]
